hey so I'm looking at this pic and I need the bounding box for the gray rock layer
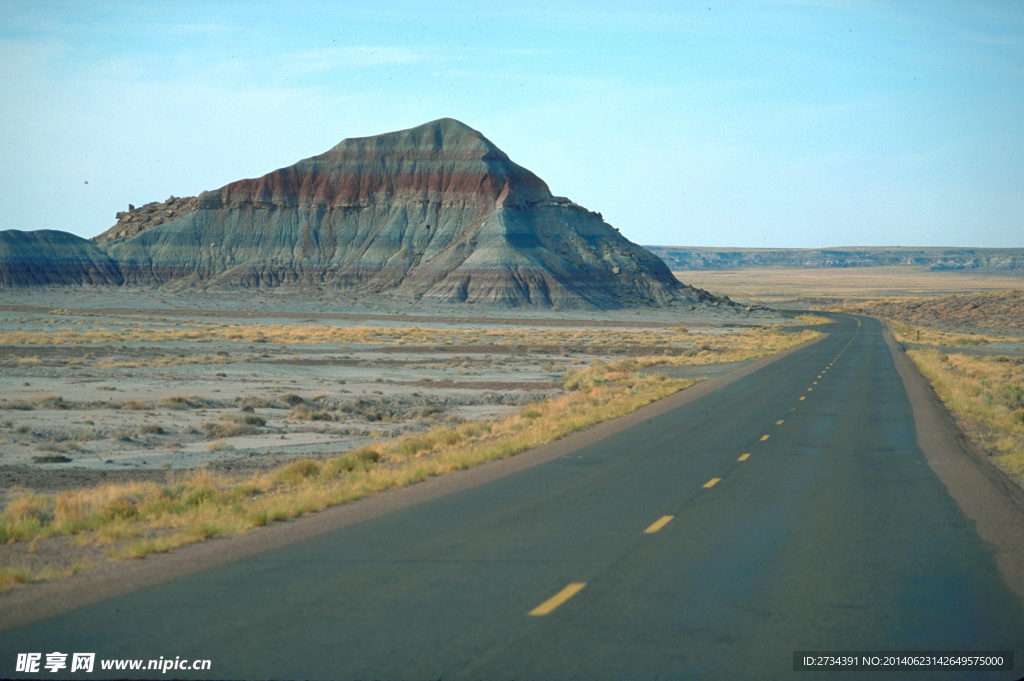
[0,230,122,287]
[3,118,715,309]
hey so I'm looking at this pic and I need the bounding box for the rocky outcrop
[0,230,122,287]
[2,118,727,310]
[93,196,199,242]
[100,118,709,308]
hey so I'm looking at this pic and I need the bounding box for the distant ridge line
[645,246,1024,273]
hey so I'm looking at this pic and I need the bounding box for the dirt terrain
[0,288,781,508]
[675,266,1024,307]
[846,289,1024,335]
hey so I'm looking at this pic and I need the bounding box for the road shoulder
[0,333,823,631]
[882,320,1024,600]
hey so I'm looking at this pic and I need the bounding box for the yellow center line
[644,515,674,534]
[738,453,750,461]
[703,477,721,488]
[529,582,587,616]
[799,396,806,401]
[776,419,784,425]
[760,434,770,441]
[807,387,813,392]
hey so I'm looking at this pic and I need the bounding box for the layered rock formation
[0,230,121,287]
[3,118,721,309]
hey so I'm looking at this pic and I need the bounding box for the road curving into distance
[3,314,1023,680]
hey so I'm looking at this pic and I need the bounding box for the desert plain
[3,265,1024,592]
[0,287,787,506]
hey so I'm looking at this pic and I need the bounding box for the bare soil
[0,287,782,511]
[845,289,1024,335]
[675,266,1024,306]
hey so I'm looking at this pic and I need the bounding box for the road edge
[881,319,1024,600]
[0,332,824,632]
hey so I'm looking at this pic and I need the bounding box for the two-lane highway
[3,315,1023,680]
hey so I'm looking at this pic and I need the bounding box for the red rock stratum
[6,118,725,310]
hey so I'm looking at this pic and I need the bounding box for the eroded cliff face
[4,118,717,309]
[99,118,701,308]
[0,230,122,287]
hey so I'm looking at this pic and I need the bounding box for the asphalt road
[4,314,1023,680]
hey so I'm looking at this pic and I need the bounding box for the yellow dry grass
[0,364,697,567]
[908,347,1024,481]
[1,317,790,350]
[887,320,1003,348]
[0,322,819,589]
[676,267,1024,303]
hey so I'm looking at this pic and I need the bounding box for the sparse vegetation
[908,346,1024,481]
[0,307,822,592]
[1,400,36,411]
[865,293,1024,485]
[676,267,1024,305]
[851,290,1024,335]
[201,414,266,438]
[1,361,698,567]
[0,316,808,350]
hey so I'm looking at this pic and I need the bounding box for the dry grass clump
[290,405,334,421]
[236,395,276,410]
[158,395,201,410]
[33,395,73,410]
[200,414,266,438]
[34,440,80,454]
[0,562,92,593]
[0,400,36,411]
[340,398,394,422]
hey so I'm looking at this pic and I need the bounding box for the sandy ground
[0,287,787,509]
[675,266,1024,306]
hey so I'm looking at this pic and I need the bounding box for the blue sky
[2,1,1022,247]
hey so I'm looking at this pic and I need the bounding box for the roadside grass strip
[0,327,819,591]
[908,345,1024,482]
[0,361,695,575]
[880,318,1024,483]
